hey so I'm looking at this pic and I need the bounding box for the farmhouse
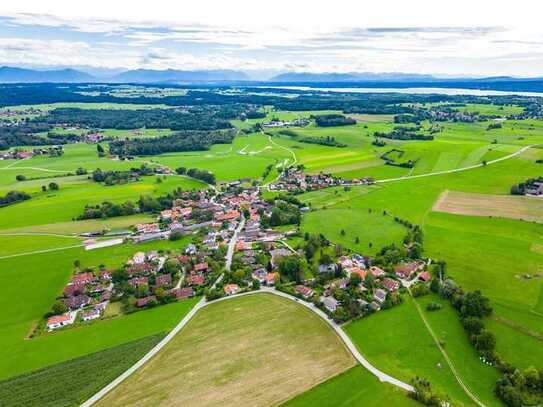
[187,274,205,286]
[47,312,77,331]
[194,262,209,273]
[81,308,101,321]
[395,262,422,280]
[265,272,278,286]
[136,296,157,308]
[369,266,386,277]
[155,274,172,288]
[71,272,96,285]
[169,287,194,299]
[65,294,90,310]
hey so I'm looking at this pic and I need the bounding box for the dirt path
[410,292,486,407]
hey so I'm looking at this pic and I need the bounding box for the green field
[282,366,417,407]
[96,293,356,407]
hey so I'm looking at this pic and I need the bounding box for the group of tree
[0,190,31,208]
[175,167,216,184]
[374,125,434,141]
[109,129,235,157]
[299,135,347,147]
[312,114,356,127]
[261,195,302,227]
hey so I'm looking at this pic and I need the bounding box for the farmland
[0,334,164,407]
[96,294,356,407]
[2,84,543,407]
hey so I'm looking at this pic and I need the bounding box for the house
[185,244,197,255]
[131,252,146,265]
[318,263,337,274]
[81,308,101,321]
[47,312,77,331]
[169,287,194,299]
[338,256,353,269]
[64,283,85,297]
[71,272,96,285]
[155,274,172,288]
[373,288,387,303]
[395,262,422,280]
[215,210,240,222]
[186,274,205,286]
[65,294,90,310]
[382,278,400,292]
[369,266,386,278]
[320,296,339,313]
[349,267,367,280]
[265,272,278,286]
[136,296,157,308]
[135,223,160,234]
[295,285,314,299]
[224,283,240,296]
[194,262,208,273]
[236,241,252,251]
[128,277,148,287]
[252,268,267,283]
[270,248,293,267]
[419,271,431,282]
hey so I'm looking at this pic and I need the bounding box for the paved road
[225,217,245,272]
[81,287,413,406]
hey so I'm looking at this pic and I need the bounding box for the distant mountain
[110,69,249,83]
[270,72,437,83]
[0,66,95,83]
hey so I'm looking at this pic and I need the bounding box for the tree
[15,174,26,181]
[76,167,88,175]
[41,185,47,192]
[175,167,187,175]
[278,256,303,282]
[472,330,496,353]
[163,258,180,274]
[355,236,360,244]
[97,144,105,157]
[340,229,346,236]
[51,300,68,315]
[350,273,362,286]
[462,316,484,335]
[48,182,59,191]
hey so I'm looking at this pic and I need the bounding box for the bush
[15,175,26,181]
[426,302,442,311]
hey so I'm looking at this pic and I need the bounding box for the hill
[0,66,95,83]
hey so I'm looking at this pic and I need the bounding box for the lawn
[282,366,417,407]
[96,293,356,407]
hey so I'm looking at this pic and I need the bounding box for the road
[225,217,245,272]
[81,286,413,407]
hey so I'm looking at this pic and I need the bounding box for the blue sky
[0,1,542,78]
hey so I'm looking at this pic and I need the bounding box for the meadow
[96,294,356,407]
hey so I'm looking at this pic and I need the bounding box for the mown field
[0,334,164,407]
[96,294,356,407]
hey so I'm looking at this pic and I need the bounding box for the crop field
[432,190,543,223]
[282,366,417,407]
[96,294,356,407]
[0,334,163,407]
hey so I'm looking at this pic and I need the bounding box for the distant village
[269,166,373,192]
[0,146,64,160]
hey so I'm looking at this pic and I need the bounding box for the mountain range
[0,66,539,84]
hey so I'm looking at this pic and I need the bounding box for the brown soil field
[96,293,355,407]
[433,190,543,223]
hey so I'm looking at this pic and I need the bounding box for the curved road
[81,288,413,407]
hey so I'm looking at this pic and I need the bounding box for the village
[0,145,64,160]
[268,166,373,193]
[46,183,433,333]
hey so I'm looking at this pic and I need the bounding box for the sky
[0,0,542,78]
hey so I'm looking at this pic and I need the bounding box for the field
[282,366,417,407]
[345,296,499,406]
[432,190,543,223]
[96,294,356,407]
[0,334,163,407]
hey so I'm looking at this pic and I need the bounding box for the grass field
[344,296,498,406]
[282,366,417,407]
[96,294,356,407]
[0,334,164,407]
[433,190,543,223]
